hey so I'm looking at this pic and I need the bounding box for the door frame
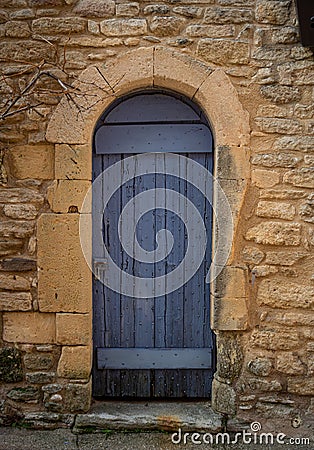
[43,47,251,414]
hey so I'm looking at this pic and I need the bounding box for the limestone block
[3,312,56,344]
[37,214,92,313]
[149,16,185,37]
[0,188,44,204]
[253,171,280,191]
[283,168,314,188]
[4,204,37,220]
[245,221,301,246]
[0,292,32,311]
[57,346,91,379]
[211,378,236,415]
[211,266,247,299]
[5,20,30,37]
[247,358,272,377]
[216,145,250,180]
[0,220,34,238]
[186,24,235,38]
[255,118,302,135]
[0,274,30,291]
[154,46,211,97]
[0,41,55,62]
[256,201,295,220]
[257,279,314,309]
[260,85,301,104]
[74,0,115,17]
[24,353,54,371]
[32,17,86,34]
[287,379,314,396]
[274,136,314,152]
[276,353,305,375]
[250,329,299,350]
[197,39,249,65]
[251,153,301,168]
[116,3,139,17]
[195,69,250,147]
[278,60,314,86]
[260,189,307,200]
[0,239,24,256]
[144,5,170,15]
[241,246,264,264]
[47,180,91,213]
[255,0,290,25]
[173,6,203,18]
[46,48,153,144]
[265,250,308,266]
[52,140,79,175]
[204,6,252,24]
[56,313,91,345]
[100,19,147,36]
[9,145,54,180]
[64,381,91,413]
[212,297,248,330]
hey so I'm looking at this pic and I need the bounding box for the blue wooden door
[93,92,215,398]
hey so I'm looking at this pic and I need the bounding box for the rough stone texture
[7,387,39,402]
[32,17,86,34]
[256,201,295,220]
[24,353,54,371]
[251,153,301,168]
[276,353,305,375]
[250,329,299,350]
[0,257,36,272]
[100,19,147,36]
[0,274,30,290]
[3,312,56,344]
[274,136,314,152]
[0,347,23,382]
[241,246,264,264]
[56,313,91,345]
[215,332,243,382]
[245,222,301,246]
[197,39,249,65]
[149,16,185,37]
[55,144,92,180]
[212,378,236,415]
[257,279,314,309]
[73,0,115,17]
[283,168,314,188]
[37,214,92,313]
[247,358,272,377]
[204,7,252,24]
[260,85,301,104]
[0,292,32,311]
[47,180,90,213]
[252,170,280,188]
[255,0,291,25]
[287,379,314,396]
[4,204,37,220]
[9,145,54,180]
[265,251,308,266]
[116,3,139,17]
[300,194,314,223]
[57,346,91,379]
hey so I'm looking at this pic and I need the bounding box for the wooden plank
[97,348,212,369]
[104,93,201,123]
[95,124,213,154]
[92,153,106,397]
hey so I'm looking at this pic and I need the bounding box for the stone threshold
[74,400,224,434]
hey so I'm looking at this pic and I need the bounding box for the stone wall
[0,0,313,434]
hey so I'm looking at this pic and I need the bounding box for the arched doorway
[92,90,215,398]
